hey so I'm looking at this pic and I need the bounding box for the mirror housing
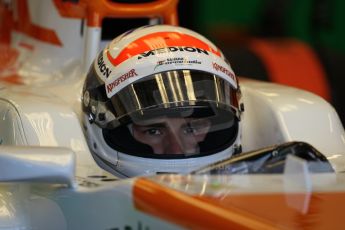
[0,146,75,187]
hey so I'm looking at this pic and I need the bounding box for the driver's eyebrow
[137,122,166,128]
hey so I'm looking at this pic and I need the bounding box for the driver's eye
[145,128,162,136]
[183,124,196,134]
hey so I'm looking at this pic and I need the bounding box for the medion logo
[98,54,112,78]
[138,46,209,59]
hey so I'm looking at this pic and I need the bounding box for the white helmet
[82,25,243,178]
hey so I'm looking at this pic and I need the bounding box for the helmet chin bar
[115,142,240,178]
[86,113,242,178]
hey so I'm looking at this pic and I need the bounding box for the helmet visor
[111,70,238,122]
[102,70,240,158]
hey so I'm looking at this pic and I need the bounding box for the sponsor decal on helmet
[212,62,236,82]
[138,46,209,60]
[154,57,202,70]
[98,54,112,78]
[106,69,138,94]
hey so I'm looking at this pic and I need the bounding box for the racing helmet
[82,25,243,178]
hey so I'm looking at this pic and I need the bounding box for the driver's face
[132,117,211,155]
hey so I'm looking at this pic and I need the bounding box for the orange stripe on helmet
[106,31,222,66]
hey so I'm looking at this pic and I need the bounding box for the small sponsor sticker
[97,54,112,78]
[212,62,236,82]
[154,57,202,70]
[106,69,138,94]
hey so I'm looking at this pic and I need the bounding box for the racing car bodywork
[1,0,345,229]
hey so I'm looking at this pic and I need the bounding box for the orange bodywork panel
[134,178,345,230]
[0,3,13,44]
[14,0,62,46]
[53,0,179,27]
[249,39,330,101]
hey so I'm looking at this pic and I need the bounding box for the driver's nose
[164,132,184,154]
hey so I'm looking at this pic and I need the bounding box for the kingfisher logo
[97,54,112,78]
[106,69,138,94]
[212,62,236,81]
[138,46,209,59]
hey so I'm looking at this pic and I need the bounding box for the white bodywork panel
[240,79,345,171]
